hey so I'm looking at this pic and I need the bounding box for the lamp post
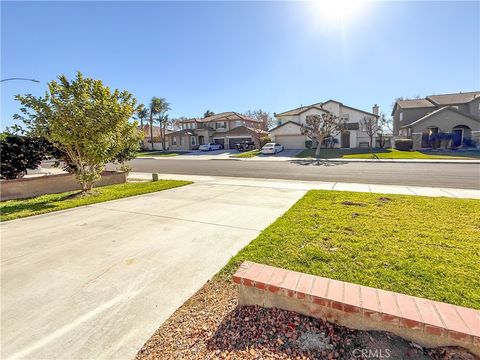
[1,78,39,83]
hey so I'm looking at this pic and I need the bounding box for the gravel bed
[136,278,478,360]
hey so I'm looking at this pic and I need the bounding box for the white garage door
[275,135,306,149]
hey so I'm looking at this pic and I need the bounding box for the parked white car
[199,143,223,151]
[261,143,284,154]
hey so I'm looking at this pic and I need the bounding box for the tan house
[270,100,380,149]
[166,112,266,150]
[392,91,480,149]
[137,125,172,150]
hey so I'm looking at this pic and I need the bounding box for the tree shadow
[0,191,82,215]
[290,159,348,167]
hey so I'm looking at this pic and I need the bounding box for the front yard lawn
[221,190,480,309]
[296,148,480,159]
[0,180,191,221]
[230,150,261,158]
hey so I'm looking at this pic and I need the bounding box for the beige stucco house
[270,100,380,149]
[165,112,266,150]
[392,91,480,149]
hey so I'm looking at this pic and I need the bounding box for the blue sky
[1,1,479,129]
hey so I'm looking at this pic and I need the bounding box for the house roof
[426,91,480,106]
[275,103,325,117]
[166,129,196,136]
[392,91,480,115]
[213,125,268,137]
[400,106,480,128]
[269,121,304,133]
[275,100,378,118]
[181,112,262,124]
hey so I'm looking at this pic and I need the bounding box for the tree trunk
[149,114,154,150]
[315,141,322,157]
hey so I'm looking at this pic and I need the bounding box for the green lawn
[221,190,480,309]
[0,180,191,222]
[136,150,188,157]
[295,148,480,159]
[231,150,261,158]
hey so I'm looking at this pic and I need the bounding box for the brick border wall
[233,261,480,356]
[0,171,127,201]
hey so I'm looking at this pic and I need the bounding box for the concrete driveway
[1,182,305,360]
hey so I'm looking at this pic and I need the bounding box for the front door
[452,129,463,147]
[341,132,350,148]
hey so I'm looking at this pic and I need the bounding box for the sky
[1,1,479,129]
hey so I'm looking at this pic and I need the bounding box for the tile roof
[183,112,262,123]
[400,106,480,128]
[276,100,378,118]
[395,99,436,109]
[426,91,480,105]
[213,125,268,137]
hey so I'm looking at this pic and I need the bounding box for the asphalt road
[128,158,480,189]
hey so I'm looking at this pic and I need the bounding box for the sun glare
[311,0,369,29]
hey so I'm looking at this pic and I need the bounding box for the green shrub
[394,139,413,151]
[260,135,271,147]
[305,140,313,149]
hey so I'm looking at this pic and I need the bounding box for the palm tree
[148,97,169,150]
[203,110,215,118]
[137,105,149,131]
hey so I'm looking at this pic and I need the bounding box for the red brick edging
[233,261,480,355]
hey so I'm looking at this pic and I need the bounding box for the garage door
[275,135,306,149]
[228,137,252,149]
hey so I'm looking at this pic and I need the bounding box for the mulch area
[135,278,478,360]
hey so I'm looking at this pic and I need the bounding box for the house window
[192,123,196,129]
[452,106,459,110]
[235,120,244,127]
[172,137,177,145]
[191,136,196,145]
[399,112,403,122]
[342,113,349,121]
[216,122,226,129]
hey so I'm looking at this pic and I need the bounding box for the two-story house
[165,112,266,150]
[270,100,379,149]
[392,91,480,149]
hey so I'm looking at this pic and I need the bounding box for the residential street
[0,182,305,360]
[128,158,480,189]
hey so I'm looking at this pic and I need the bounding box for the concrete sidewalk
[130,172,480,199]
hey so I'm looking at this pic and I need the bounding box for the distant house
[137,125,172,150]
[270,100,379,149]
[165,112,267,150]
[392,91,480,149]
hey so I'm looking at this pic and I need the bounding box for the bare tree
[244,109,275,131]
[300,113,346,158]
[360,116,379,153]
[377,113,392,148]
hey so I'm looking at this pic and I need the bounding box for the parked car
[261,143,284,154]
[235,141,255,152]
[199,143,223,151]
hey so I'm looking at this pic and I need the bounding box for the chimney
[372,104,379,116]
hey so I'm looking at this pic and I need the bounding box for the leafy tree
[360,116,379,153]
[0,135,52,179]
[203,110,215,118]
[244,109,275,131]
[14,71,142,191]
[148,97,170,150]
[300,113,346,157]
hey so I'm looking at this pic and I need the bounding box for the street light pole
[1,78,40,83]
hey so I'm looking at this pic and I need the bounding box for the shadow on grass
[0,191,82,215]
[419,149,480,159]
[290,159,348,167]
